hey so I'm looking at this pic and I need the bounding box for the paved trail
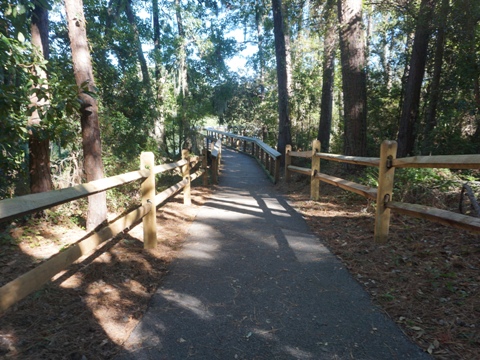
[117,148,430,360]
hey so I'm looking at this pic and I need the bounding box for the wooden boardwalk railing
[0,150,207,312]
[205,129,281,183]
[286,140,480,243]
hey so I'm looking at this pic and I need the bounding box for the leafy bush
[361,166,461,208]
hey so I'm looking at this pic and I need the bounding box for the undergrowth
[361,167,479,209]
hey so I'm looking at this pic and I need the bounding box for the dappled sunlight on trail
[117,149,429,360]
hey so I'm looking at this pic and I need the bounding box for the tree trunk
[29,3,53,194]
[423,0,449,153]
[337,0,367,159]
[152,0,166,149]
[272,0,292,163]
[175,0,189,152]
[125,0,151,88]
[463,0,480,147]
[397,0,436,157]
[255,0,266,98]
[281,0,293,100]
[318,0,337,153]
[65,0,107,231]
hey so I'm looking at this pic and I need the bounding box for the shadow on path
[116,149,430,360]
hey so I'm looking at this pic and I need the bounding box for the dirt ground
[0,186,210,359]
[1,174,479,359]
[279,177,480,360]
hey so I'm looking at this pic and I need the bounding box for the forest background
[1,0,480,221]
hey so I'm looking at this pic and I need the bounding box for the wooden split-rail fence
[2,129,479,311]
[286,139,480,243]
[0,146,219,312]
[203,129,480,243]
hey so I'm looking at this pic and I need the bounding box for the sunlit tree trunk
[65,0,107,231]
[397,0,436,157]
[318,0,337,153]
[153,0,166,150]
[29,2,53,194]
[337,0,367,160]
[281,0,293,100]
[272,0,292,163]
[175,0,188,152]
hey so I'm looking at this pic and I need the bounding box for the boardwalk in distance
[117,148,430,360]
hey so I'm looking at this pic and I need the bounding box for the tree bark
[281,0,293,100]
[272,0,292,163]
[29,3,53,194]
[397,0,436,157]
[65,0,107,231]
[337,0,367,159]
[423,0,449,153]
[125,0,151,88]
[463,0,480,147]
[318,0,337,153]
[152,0,166,150]
[255,0,266,98]
[175,0,189,152]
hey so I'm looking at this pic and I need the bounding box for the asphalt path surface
[117,148,431,360]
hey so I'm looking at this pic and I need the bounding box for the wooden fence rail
[205,129,281,184]
[286,140,480,243]
[0,150,207,312]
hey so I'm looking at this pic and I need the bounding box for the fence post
[212,156,218,184]
[285,144,292,182]
[311,140,321,200]
[141,152,157,249]
[182,149,191,206]
[374,140,398,243]
[274,156,280,184]
[202,148,209,186]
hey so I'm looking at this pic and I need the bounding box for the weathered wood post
[311,140,321,200]
[212,155,218,185]
[265,153,270,174]
[374,140,398,243]
[243,139,247,152]
[182,149,191,206]
[274,155,280,184]
[285,144,292,182]
[202,148,209,186]
[141,152,157,249]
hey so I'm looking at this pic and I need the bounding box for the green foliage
[361,166,461,207]
[0,33,38,198]
[3,0,480,206]
[394,168,457,195]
